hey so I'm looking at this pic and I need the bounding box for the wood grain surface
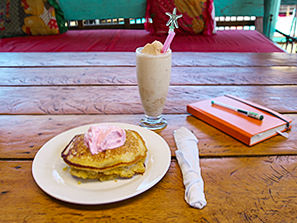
[0,52,297,67]
[0,66,297,86]
[1,157,296,223]
[1,86,296,114]
[0,52,296,223]
[0,114,296,159]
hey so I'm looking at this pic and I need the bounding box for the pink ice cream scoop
[84,125,126,154]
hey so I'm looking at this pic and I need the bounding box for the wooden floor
[0,52,296,222]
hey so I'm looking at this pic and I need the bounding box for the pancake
[69,158,146,181]
[61,129,147,181]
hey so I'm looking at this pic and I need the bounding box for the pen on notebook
[211,100,264,120]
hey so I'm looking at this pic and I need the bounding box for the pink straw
[161,30,176,53]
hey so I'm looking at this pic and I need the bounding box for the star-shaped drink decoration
[161,8,183,53]
[165,8,183,30]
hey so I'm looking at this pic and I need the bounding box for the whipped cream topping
[84,125,126,154]
[141,40,164,55]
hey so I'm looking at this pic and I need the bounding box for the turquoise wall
[214,0,264,16]
[58,0,280,38]
[59,0,265,19]
[58,0,147,20]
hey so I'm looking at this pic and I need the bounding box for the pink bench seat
[0,29,284,53]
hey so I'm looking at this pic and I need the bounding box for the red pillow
[145,0,215,35]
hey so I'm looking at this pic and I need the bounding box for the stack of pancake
[61,129,147,181]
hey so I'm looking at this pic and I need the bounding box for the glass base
[139,115,167,131]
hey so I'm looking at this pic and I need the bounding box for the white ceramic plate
[32,122,171,205]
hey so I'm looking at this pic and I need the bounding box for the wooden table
[0,52,297,223]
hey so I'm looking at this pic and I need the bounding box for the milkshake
[136,40,172,130]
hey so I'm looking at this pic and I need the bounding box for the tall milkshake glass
[136,47,172,131]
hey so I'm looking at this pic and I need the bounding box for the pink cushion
[0,29,284,52]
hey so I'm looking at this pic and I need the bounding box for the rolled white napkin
[174,127,207,209]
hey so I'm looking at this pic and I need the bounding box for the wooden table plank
[1,156,296,222]
[1,66,297,86]
[1,86,296,115]
[0,52,296,67]
[1,114,296,159]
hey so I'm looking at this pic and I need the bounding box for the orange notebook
[187,95,292,146]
